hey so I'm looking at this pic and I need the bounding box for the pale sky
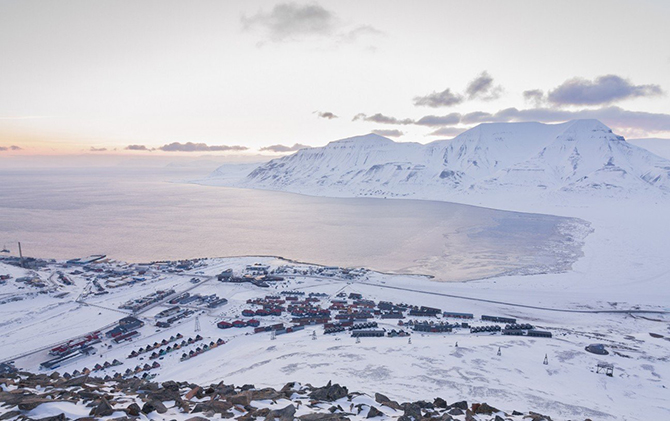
[1,0,669,155]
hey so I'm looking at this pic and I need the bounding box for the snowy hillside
[222,120,670,200]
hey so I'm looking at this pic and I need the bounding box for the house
[527,330,552,338]
[351,329,385,338]
[217,321,233,329]
[119,316,144,330]
[481,315,517,324]
[443,312,474,319]
[217,269,233,281]
[232,320,247,328]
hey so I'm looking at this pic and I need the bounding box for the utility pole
[543,354,548,365]
[194,316,201,332]
[18,242,24,268]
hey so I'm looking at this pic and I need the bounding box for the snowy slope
[227,120,670,200]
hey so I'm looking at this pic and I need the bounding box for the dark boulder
[126,403,141,416]
[366,406,384,418]
[433,397,447,408]
[90,397,114,417]
[309,382,348,402]
[265,404,296,421]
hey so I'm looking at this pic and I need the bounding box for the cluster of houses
[154,307,194,328]
[167,292,227,309]
[217,266,285,288]
[127,333,184,358]
[180,338,225,362]
[150,335,205,359]
[105,316,145,344]
[119,289,175,312]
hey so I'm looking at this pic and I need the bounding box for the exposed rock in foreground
[0,372,585,421]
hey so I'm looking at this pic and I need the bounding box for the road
[292,274,669,315]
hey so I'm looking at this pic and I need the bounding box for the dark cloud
[466,71,502,100]
[427,127,466,137]
[159,142,248,152]
[371,129,403,137]
[260,143,309,152]
[125,144,149,151]
[547,75,664,106]
[242,2,336,41]
[459,106,670,133]
[0,145,22,151]
[523,89,545,106]
[353,113,413,125]
[315,111,338,119]
[89,147,107,152]
[413,88,463,108]
[415,113,461,127]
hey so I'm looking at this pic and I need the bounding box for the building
[443,312,474,319]
[481,315,517,324]
[527,330,552,338]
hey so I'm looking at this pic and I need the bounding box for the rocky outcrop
[0,371,560,421]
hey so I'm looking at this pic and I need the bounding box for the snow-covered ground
[1,255,668,421]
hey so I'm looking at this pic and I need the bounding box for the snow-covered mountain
[227,120,670,199]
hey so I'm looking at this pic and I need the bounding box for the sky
[1,0,669,156]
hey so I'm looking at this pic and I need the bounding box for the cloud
[260,143,309,152]
[371,129,403,137]
[466,71,503,100]
[459,106,670,134]
[339,25,383,43]
[0,145,22,151]
[415,113,461,127]
[427,127,466,137]
[159,142,248,152]
[353,113,413,125]
[242,2,336,42]
[523,89,545,107]
[547,75,664,106]
[242,2,381,44]
[315,111,338,119]
[125,144,150,151]
[89,147,107,152]
[461,111,497,124]
[413,88,463,108]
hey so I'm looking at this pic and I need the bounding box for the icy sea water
[0,167,587,281]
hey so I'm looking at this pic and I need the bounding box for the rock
[241,384,255,391]
[126,403,141,416]
[447,408,463,416]
[512,411,523,416]
[495,415,505,421]
[141,401,156,415]
[309,381,348,402]
[265,404,296,421]
[185,417,211,421]
[366,406,384,418]
[161,380,180,391]
[90,398,114,417]
[374,393,390,404]
[192,400,234,414]
[185,386,201,400]
[464,409,475,421]
[299,414,350,421]
[33,414,67,421]
[401,402,422,421]
[433,397,447,408]
[373,393,401,411]
[230,391,253,406]
[449,401,468,411]
[253,387,283,401]
[0,411,21,421]
[473,402,499,415]
[438,414,454,421]
[151,399,168,414]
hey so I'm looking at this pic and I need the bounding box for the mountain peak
[327,133,395,147]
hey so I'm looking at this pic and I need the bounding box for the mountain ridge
[218,120,670,200]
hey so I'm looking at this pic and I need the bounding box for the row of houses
[119,289,175,312]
